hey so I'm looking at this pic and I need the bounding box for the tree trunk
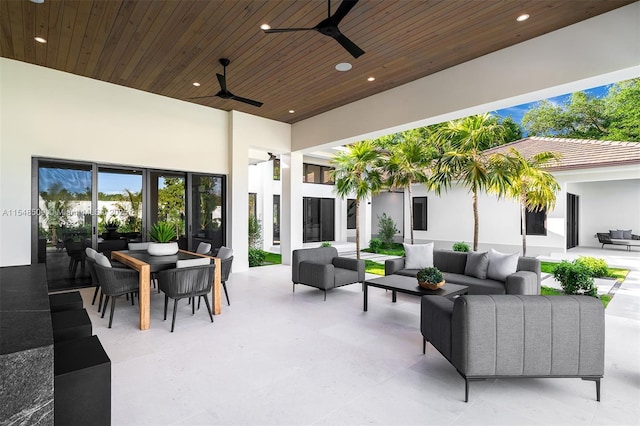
[355,199,361,260]
[408,184,414,244]
[521,195,527,256]
[472,189,479,251]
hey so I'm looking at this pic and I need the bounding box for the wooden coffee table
[363,275,468,311]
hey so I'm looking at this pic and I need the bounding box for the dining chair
[64,238,86,277]
[196,242,212,255]
[93,253,140,328]
[85,247,104,312]
[198,246,233,309]
[157,257,215,332]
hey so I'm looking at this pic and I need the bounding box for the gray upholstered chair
[93,253,140,328]
[157,258,215,332]
[196,242,212,255]
[421,294,605,402]
[291,247,365,300]
[85,247,103,311]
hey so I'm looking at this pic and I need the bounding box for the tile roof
[483,137,640,171]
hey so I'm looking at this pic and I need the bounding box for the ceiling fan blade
[230,95,263,108]
[334,33,365,58]
[328,0,359,26]
[263,27,314,33]
[216,73,227,92]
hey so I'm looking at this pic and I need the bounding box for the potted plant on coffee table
[417,266,445,290]
[147,221,178,256]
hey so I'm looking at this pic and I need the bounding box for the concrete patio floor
[82,244,640,425]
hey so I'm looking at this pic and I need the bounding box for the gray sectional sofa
[385,249,541,295]
[421,294,605,401]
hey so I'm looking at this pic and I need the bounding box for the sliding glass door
[34,158,226,291]
[303,197,334,243]
[37,161,93,291]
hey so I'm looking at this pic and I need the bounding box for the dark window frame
[302,163,334,185]
[412,197,428,231]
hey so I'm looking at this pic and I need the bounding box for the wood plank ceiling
[1,0,634,124]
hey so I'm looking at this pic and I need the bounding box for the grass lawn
[362,243,405,257]
[263,252,282,265]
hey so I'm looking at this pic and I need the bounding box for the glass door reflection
[191,174,223,251]
[149,172,186,249]
[38,162,92,291]
[97,168,143,256]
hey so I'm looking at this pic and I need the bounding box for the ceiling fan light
[335,62,352,72]
[260,24,271,30]
[516,14,530,22]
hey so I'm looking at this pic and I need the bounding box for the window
[273,195,280,245]
[273,159,280,181]
[524,208,547,236]
[412,197,428,231]
[303,197,334,242]
[302,163,334,184]
[347,199,356,229]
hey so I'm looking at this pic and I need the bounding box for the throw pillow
[403,242,434,269]
[486,248,519,282]
[85,247,97,259]
[464,251,489,279]
[610,230,623,239]
[619,229,632,240]
[94,253,112,268]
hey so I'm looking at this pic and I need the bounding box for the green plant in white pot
[147,222,178,256]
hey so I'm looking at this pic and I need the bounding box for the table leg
[139,264,150,330]
[392,290,397,303]
[212,258,221,315]
[363,283,368,311]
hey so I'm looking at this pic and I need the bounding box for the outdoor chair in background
[64,239,86,277]
[196,242,212,255]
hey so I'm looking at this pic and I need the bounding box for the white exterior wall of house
[370,164,640,257]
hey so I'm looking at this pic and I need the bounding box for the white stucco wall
[0,59,292,268]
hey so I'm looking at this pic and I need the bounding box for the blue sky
[493,84,610,126]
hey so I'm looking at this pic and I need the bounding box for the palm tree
[490,148,560,256]
[429,113,507,251]
[330,140,383,259]
[380,129,433,244]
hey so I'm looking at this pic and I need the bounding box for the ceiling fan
[262,0,365,59]
[190,58,263,107]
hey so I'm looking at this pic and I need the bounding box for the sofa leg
[323,290,327,301]
[583,377,601,401]
[292,282,295,293]
[464,378,469,402]
[422,338,426,354]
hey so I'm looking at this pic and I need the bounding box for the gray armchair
[292,247,365,300]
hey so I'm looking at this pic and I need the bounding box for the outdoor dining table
[111,249,222,330]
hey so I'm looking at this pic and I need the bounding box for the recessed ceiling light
[335,62,352,72]
[34,36,47,43]
[192,82,200,87]
[289,110,295,114]
[30,0,44,3]
[367,76,375,82]
[516,14,530,22]
[260,24,271,30]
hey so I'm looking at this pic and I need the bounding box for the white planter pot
[147,242,179,256]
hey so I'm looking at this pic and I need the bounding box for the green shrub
[575,256,609,278]
[377,213,398,248]
[369,238,383,253]
[552,260,597,297]
[148,222,176,243]
[248,216,262,249]
[417,266,444,284]
[452,242,470,252]
[320,241,332,247]
[248,248,266,267]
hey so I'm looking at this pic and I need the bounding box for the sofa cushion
[610,230,623,239]
[403,243,434,269]
[619,229,632,240]
[433,250,467,274]
[464,251,489,279]
[443,273,506,295]
[487,249,519,282]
